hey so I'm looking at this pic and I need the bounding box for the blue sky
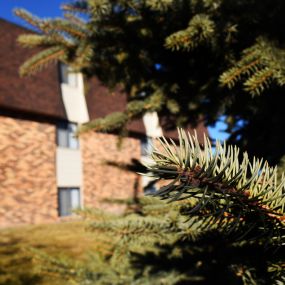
[208,118,229,142]
[0,0,229,141]
[0,0,63,27]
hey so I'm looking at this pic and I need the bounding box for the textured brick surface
[0,116,57,226]
[81,132,142,213]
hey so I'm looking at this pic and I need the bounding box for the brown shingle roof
[0,19,207,141]
[86,77,208,140]
[0,19,66,119]
[85,76,146,134]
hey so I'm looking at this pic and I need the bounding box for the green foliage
[34,196,284,285]
[79,112,128,133]
[145,129,285,244]
[26,129,284,285]
[18,46,66,76]
[165,14,215,51]
[145,0,174,11]
[79,89,164,133]
[15,0,285,163]
[16,0,285,164]
[11,1,285,284]
[0,222,103,285]
[220,38,285,96]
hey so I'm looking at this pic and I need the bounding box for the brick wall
[81,132,142,213]
[0,118,143,225]
[0,115,57,226]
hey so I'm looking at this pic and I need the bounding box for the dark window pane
[57,123,68,147]
[60,63,69,84]
[144,185,157,195]
[60,63,78,87]
[57,122,79,149]
[58,188,72,216]
[68,123,79,149]
[141,137,153,156]
[58,188,80,216]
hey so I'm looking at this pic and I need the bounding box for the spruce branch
[61,1,89,14]
[144,129,285,244]
[63,13,87,26]
[88,0,112,18]
[19,46,66,76]
[13,8,43,30]
[45,19,89,39]
[79,112,129,133]
[73,42,94,68]
[79,90,164,134]
[243,67,273,96]
[14,9,87,39]
[17,34,75,49]
[220,38,285,96]
[145,0,174,11]
[15,8,93,75]
[165,14,215,51]
[62,0,112,20]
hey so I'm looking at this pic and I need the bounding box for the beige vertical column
[56,64,89,207]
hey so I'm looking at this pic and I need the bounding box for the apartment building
[0,19,207,226]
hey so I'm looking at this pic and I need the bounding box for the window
[141,136,153,156]
[60,63,78,88]
[144,184,157,195]
[57,122,79,149]
[58,188,81,216]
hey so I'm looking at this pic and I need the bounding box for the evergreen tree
[33,130,284,284]
[12,2,285,283]
[15,0,285,164]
